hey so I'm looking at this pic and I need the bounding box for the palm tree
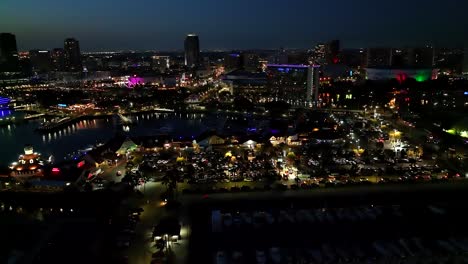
[162,167,180,199]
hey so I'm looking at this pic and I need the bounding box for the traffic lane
[101,160,127,183]
[126,182,167,264]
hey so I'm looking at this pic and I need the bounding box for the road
[100,159,127,183]
[125,182,190,264]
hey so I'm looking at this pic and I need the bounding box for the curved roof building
[366,68,438,82]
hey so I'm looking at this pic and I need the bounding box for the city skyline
[2,0,468,51]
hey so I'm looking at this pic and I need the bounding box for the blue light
[464,91,468,95]
[58,104,67,107]
[0,110,11,117]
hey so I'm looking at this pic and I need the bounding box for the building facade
[184,34,200,67]
[29,50,52,73]
[64,38,82,71]
[0,33,19,72]
[266,64,320,107]
[152,56,170,72]
[325,40,340,64]
[51,48,66,71]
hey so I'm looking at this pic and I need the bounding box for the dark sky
[1,0,468,51]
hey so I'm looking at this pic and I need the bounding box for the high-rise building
[367,48,392,67]
[64,38,82,71]
[310,43,326,65]
[184,34,200,67]
[325,40,340,64]
[391,47,434,68]
[306,65,321,107]
[152,56,170,72]
[0,33,19,72]
[274,48,289,64]
[410,46,434,67]
[224,52,242,70]
[51,48,66,71]
[435,48,464,74]
[241,53,260,71]
[391,48,410,67]
[340,49,366,68]
[266,64,320,107]
[29,50,52,72]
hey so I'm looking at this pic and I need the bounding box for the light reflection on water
[0,112,224,165]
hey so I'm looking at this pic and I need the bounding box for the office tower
[51,48,66,71]
[311,43,326,64]
[367,48,392,67]
[435,48,464,73]
[391,48,410,67]
[152,56,170,72]
[275,48,289,64]
[242,53,260,71]
[410,46,434,67]
[64,38,82,71]
[224,52,242,70]
[184,34,200,67]
[391,47,434,68]
[325,40,340,64]
[0,33,19,72]
[266,64,320,107]
[340,49,366,68]
[29,50,52,72]
[306,65,320,107]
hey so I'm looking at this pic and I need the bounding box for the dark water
[0,111,231,166]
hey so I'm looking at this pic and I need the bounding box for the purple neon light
[128,76,144,86]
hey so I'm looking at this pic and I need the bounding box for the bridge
[118,113,134,124]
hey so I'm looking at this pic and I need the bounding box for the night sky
[1,0,468,51]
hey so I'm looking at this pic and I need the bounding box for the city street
[125,182,190,264]
[100,160,127,183]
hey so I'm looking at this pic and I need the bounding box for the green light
[415,72,427,82]
[445,129,456,135]
[460,131,468,138]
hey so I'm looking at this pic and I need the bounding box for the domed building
[10,145,44,178]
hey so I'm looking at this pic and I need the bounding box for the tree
[162,167,180,199]
[287,152,296,162]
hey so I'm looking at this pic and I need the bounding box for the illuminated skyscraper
[311,43,326,64]
[64,38,82,71]
[0,33,19,72]
[306,65,321,107]
[184,34,200,67]
[266,64,320,107]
